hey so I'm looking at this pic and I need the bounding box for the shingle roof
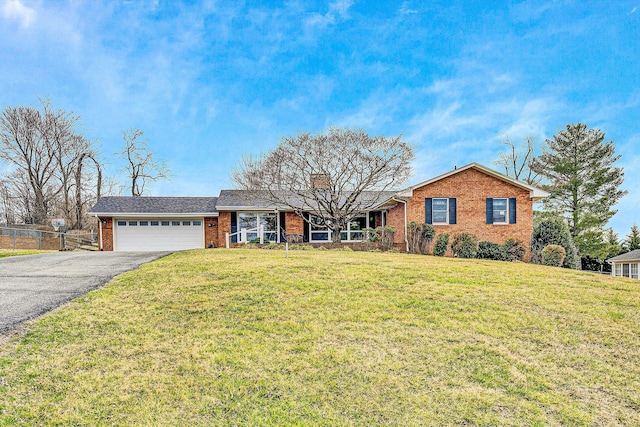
[89,196,218,215]
[215,190,398,210]
[607,249,640,263]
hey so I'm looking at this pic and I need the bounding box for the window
[161,221,170,226]
[193,220,202,226]
[117,221,126,226]
[172,221,180,226]
[623,263,630,278]
[425,198,456,225]
[492,198,508,224]
[631,263,638,279]
[616,264,622,276]
[432,198,448,224]
[486,198,516,224]
[182,220,191,226]
[238,212,278,242]
[128,221,137,226]
[139,221,148,226]
[309,214,367,242]
[150,221,159,226]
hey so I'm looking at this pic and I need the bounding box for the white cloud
[2,0,36,28]
[304,0,354,30]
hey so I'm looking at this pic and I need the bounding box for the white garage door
[114,218,204,251]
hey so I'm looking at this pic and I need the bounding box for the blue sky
[0,0,638,235]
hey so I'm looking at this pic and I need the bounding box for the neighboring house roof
[215,189,398,211]
[89,196,219,217]
[606,249,640,263]
[395,162,549,201]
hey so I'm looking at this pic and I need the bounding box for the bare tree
[494,134,541,185]
[0,99,102,228]
[117,129,170,196]
[232,127,414,242]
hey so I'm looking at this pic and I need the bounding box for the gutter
[392,197,409,253]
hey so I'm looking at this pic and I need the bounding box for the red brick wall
[285,212,304,236]
[217,212,232,247]
[204,216,219,248]
[390,168,534,255]
[99,217,113,251]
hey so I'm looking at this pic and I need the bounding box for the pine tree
[625,224,640,251]
[531,123,627,258]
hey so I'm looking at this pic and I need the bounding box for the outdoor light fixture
[208,221,216,227]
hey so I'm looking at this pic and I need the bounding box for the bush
[406,222,435,254]
[541,244,566,267]
[451,232,479,258]
[433,232,450,257]
[503,238,526,262]
[364,226,396,252]
[531,218,579,269]
[477,241,505,260]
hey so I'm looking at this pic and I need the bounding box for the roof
[606,249,640,263]
[89,196,218,216]
[215,189,398,211]
[396,162,549,201]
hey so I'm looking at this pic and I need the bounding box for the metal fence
[0,227,98,251]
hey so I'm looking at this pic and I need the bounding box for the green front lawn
[0,250,48,258]
[1,249,639,426]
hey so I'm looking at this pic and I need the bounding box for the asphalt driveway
[0,251,171,334]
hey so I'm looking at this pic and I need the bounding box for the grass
[0,250,49,258]
[0,249,639,426]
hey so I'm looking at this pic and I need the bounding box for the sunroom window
[309,214,367,242]
[238,212,278,242]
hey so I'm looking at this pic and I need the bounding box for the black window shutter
[509,198,517,224]
[449,198,457,224]
[303,213,310,242]
[425,198,433,224]
[486,198,493,224]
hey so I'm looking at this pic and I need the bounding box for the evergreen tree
[625,224,640,251]
[530,216,580,269]
[531,123,627,258]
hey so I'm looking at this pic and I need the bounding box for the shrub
[433,232,450,257]
[503,238,526,262]
[477,241,505,260]
[541,244,566,267]
[451,232,479,258]
[531,217,579,269]
[364,226,396,252]
[406,222,435,254]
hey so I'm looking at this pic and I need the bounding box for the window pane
[433,211,447,223]
[239,213,257,230]
[117,221,126,226]
[309,215,326,230]
[139,221,148,226]
[172,221,180,226]
[192,220,202,226]
[161,221,170,226]
[129,221,137,226]
[311,232,329,241]
[433,198,448,209]
[150,221,159,226]
[493,198,508,223]
[623,263,630,277]
[616,264,622,276]
[182,221,191,226]
[340,231,348,241]
[260,213,277,231]
[350,231,363,241]
[631,263,638,279]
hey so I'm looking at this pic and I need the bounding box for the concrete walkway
[0,251,171,334]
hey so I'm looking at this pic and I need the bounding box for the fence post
[225,232,230,249]
[13,228,16,250]
[39,232,42,250]
[259,225,264,244]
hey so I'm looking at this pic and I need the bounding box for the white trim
[92,212,217,218]
[401,163,549,201]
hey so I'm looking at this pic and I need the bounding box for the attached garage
[114,218,204,251]
[89,196,218,252]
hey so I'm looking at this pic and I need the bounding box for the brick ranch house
[89,163,548,253]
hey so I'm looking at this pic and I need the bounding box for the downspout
[97,215,103,251]
[392,198,409,253]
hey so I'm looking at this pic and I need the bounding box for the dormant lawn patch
[1,249,638,426]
